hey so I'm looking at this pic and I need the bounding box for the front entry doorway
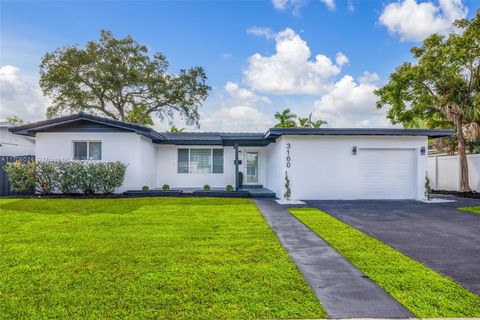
[244,152,259,185]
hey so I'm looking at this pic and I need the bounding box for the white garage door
[358,148,417,199]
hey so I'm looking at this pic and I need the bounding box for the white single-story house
[0,122,35,156]
[9,112,453,200]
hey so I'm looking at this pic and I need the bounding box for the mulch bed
[432,190,480,199]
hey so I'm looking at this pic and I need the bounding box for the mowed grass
[459,206,480,214]
[289,208,480,318]
[0,198,325,320]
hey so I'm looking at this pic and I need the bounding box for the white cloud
[201,106,274,131]
[379,0,468,42]
[313,72,392,127]
[0,65,49,122]
[244,28,344,95]
[221,52,233,59]
[347,0,355,11]
[224,82,271,105]
[335,52,349,66]
[271,0,306,13]
[320,0,335,10]
[272,0,334,12]
[246,26,276,40]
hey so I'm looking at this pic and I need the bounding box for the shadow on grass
[0,198,146,215]
[0,197,254,215]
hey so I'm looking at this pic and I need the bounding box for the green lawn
[459,206,480,214]
[0,198,325,320]
[289,208,480,318]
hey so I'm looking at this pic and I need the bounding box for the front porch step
[242,184,263,189]
[240,187,276,198]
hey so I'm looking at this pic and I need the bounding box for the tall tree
[40,30,210,127]
[5,115,25,126]
[375,11,480,192]
[274,108,297,128]
[298,113,327,128]
[298,116,310,128]
[308,113,327,128]
[169,125,185,133]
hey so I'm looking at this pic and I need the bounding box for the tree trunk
[455,118,472,192]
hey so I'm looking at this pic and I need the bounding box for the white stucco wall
[139,136,157,190]
[35,132,156,192]
[33,131,429,198]
[0,127,35,156]
[270,135,428,200]
[264,139,284,198]
[155,145,266,189]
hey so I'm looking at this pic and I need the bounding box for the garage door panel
[358,149,417,199]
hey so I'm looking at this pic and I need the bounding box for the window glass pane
[73,142,88,160]
[178,149,189,173]
[246,152,258,183]
[190,149,211,174]
[212,149,224,173]
[89,142,102,160]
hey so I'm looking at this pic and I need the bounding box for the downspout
[234,142,239,191]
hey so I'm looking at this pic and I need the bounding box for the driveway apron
[254,199,412,319]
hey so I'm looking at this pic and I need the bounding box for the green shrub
[284,171,291,200]
[35,161,59,195]
[5,160,127,195]
[425,173,431,200]
[76,162,99,194]
[96,161,127,194]
[203,184,210,191]
[142,185,150,192]
[162,184,170,191]
[3,161,35,193]
[226,185,234,192]
[57,161,82,194]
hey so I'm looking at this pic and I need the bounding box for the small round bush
[203,184,211,191]
[162,184,170,191]
[142,185,150,192]
[226,185,234,192]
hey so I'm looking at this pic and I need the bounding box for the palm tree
[274,108,297,128]
[169,125,185,133]
[308,113,327,128]
[298,117,310,128]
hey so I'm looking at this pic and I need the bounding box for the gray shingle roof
[9,112,454,146]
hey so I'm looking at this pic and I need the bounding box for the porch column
[234,142,239,191]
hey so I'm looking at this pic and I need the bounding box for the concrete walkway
[254,199,412,319]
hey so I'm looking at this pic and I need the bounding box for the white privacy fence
[427,154,480,192]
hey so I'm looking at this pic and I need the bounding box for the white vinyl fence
[428,154,480,192]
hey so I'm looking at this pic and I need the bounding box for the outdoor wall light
[420,146,426,155]
[352,146,357,155]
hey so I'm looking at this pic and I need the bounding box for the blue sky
[1,0,478,131]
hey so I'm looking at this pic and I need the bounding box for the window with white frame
[73,141,102,160]
[178,148,223,174]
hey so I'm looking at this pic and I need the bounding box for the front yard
[0,198,325,319]
[290,208,480,318]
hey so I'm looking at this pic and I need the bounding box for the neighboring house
[0,122,35,156]
[9,112,452,200]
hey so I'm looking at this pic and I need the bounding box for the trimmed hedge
[4,160,127,195]
[3,161,36,193]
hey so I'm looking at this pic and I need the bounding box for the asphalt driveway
[306,196,480,296]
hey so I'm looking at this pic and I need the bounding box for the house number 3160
[286,143,291,168]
